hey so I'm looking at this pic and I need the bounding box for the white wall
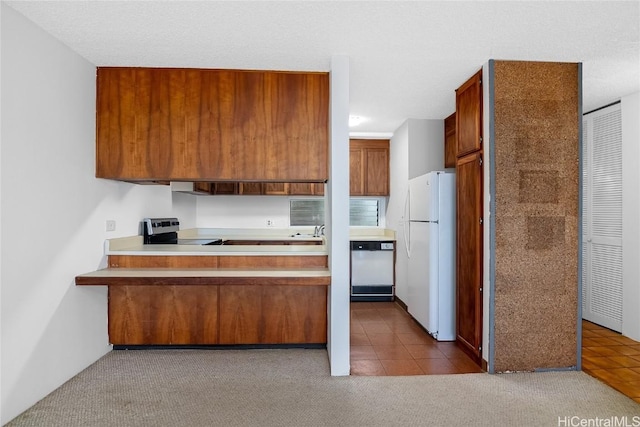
[408,119,445,179]
[0,5,194,423]
[196,196,302,228]
[622,91,640,341]
[387,119,445,303]
[388,121,410,301]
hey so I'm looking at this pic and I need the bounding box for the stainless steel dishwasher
[350,240,395,302]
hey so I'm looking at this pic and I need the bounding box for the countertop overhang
[75,267,331,286]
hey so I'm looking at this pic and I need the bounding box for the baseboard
[394,296,408,311]
[113,344,327,350]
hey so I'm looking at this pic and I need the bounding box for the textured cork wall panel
[492,61,579,372]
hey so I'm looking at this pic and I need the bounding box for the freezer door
[407,221,439,335]
[409,172,439,222]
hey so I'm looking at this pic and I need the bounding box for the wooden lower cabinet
[106,254,328,346]
[108,283,327,346]
[219,285,327,344]
[109,285,219,345]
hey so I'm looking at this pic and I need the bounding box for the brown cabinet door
[289,183,311,195]
[289,183,324,196]
[263,182,289,195]
[96,68,329,182]
[108,285,219,345]
[97,68,174,180]
[456,70,483,158]
[365,148,390,196]
[193,182,213,194]
[262,286,327,343]
[349,139,390,196]
[456,151,483,363]
[444,112,456,168]
[349,147,365,196]
[211,182,238,194]
[218,285,263,344]
[219,285,327,344]
[238,182,263,195]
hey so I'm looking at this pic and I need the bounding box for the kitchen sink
[290,233,316,238]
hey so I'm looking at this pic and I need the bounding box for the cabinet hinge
[478,346,482,351]
[479,217,483,225]
[479,136,483,144]
[479,157,483,166]
[479,287,483,293]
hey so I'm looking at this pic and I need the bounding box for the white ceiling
[6,1,639,134]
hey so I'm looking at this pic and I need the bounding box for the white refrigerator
[404,171,455,341]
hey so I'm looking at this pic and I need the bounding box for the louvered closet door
[582,103,623,332]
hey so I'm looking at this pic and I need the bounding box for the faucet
[313,225,325,237]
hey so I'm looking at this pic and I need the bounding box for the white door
[582,103,623,332]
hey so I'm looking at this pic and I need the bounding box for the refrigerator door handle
[403,186,411,258]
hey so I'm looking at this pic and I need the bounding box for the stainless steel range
[142,218,223,245]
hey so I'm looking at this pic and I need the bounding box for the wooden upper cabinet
[444,112,456,168]
[96,68,329,182]
[263,182,289,195]
[349,139,390,196]
[211,182,238,195]
[238,182,263,195]
[349,147,365,196]
[289,183,324,196]
[455,150,483,363]
[455,69,483,158]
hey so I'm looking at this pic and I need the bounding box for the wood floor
[582,320,640,404]
[350,302,640,403]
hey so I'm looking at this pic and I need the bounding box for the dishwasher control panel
[350,241,394,251]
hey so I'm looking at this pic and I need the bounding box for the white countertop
[105,227,395,256]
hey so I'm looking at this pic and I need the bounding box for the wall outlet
[106,220,116,232]
[266,219,274,227]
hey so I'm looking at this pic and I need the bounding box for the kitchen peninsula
[76,229,331,348]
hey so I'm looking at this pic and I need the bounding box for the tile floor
[350,301,483,376]
[582,320,640,404]
[350,302,640,403]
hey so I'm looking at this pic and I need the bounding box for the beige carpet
[7,349,640,426]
